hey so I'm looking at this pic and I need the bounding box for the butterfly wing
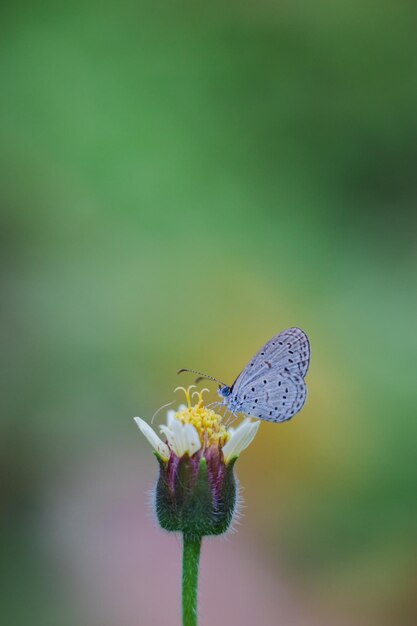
[228,327,310,422]
[233,372,307,422]
[231,327,310,395]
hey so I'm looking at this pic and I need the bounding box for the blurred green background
[1,1,416,625]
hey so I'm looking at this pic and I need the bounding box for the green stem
[182,534,202,626]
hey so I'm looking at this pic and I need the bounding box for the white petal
[223,419,260,463]
[166,410,176,428]
[166,405,187,428]
[184,423,201,455]
[134,417,170,460]
[160,417,201,458]
[159,425,176,451]
[168,418,184,456]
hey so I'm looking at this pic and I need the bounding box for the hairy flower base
[155,452,237,538]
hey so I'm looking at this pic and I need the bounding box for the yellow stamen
[191,388,210,405]
[174,386,230,448]
[174,385,196,408]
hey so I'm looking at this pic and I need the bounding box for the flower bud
[134,386,260,538]
[155,450,237,538]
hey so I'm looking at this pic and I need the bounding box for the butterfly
[179,327,310,423]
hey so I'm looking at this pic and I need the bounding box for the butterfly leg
[225,411,240,428]
[224,406,238,425]
[208,403,225,421]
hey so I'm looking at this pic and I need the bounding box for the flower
[135,386,260,465]
[134,386,260,537]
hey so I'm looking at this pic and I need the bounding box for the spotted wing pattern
[227,327,310,423]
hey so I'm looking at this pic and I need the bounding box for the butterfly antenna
[177,368,228,387]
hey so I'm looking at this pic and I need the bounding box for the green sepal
[208,456,237,536]
[153,450,168,465]
[155,455,237,538]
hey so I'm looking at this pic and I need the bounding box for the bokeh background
[1,1,416,625]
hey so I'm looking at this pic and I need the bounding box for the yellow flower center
[174,386,230,448]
